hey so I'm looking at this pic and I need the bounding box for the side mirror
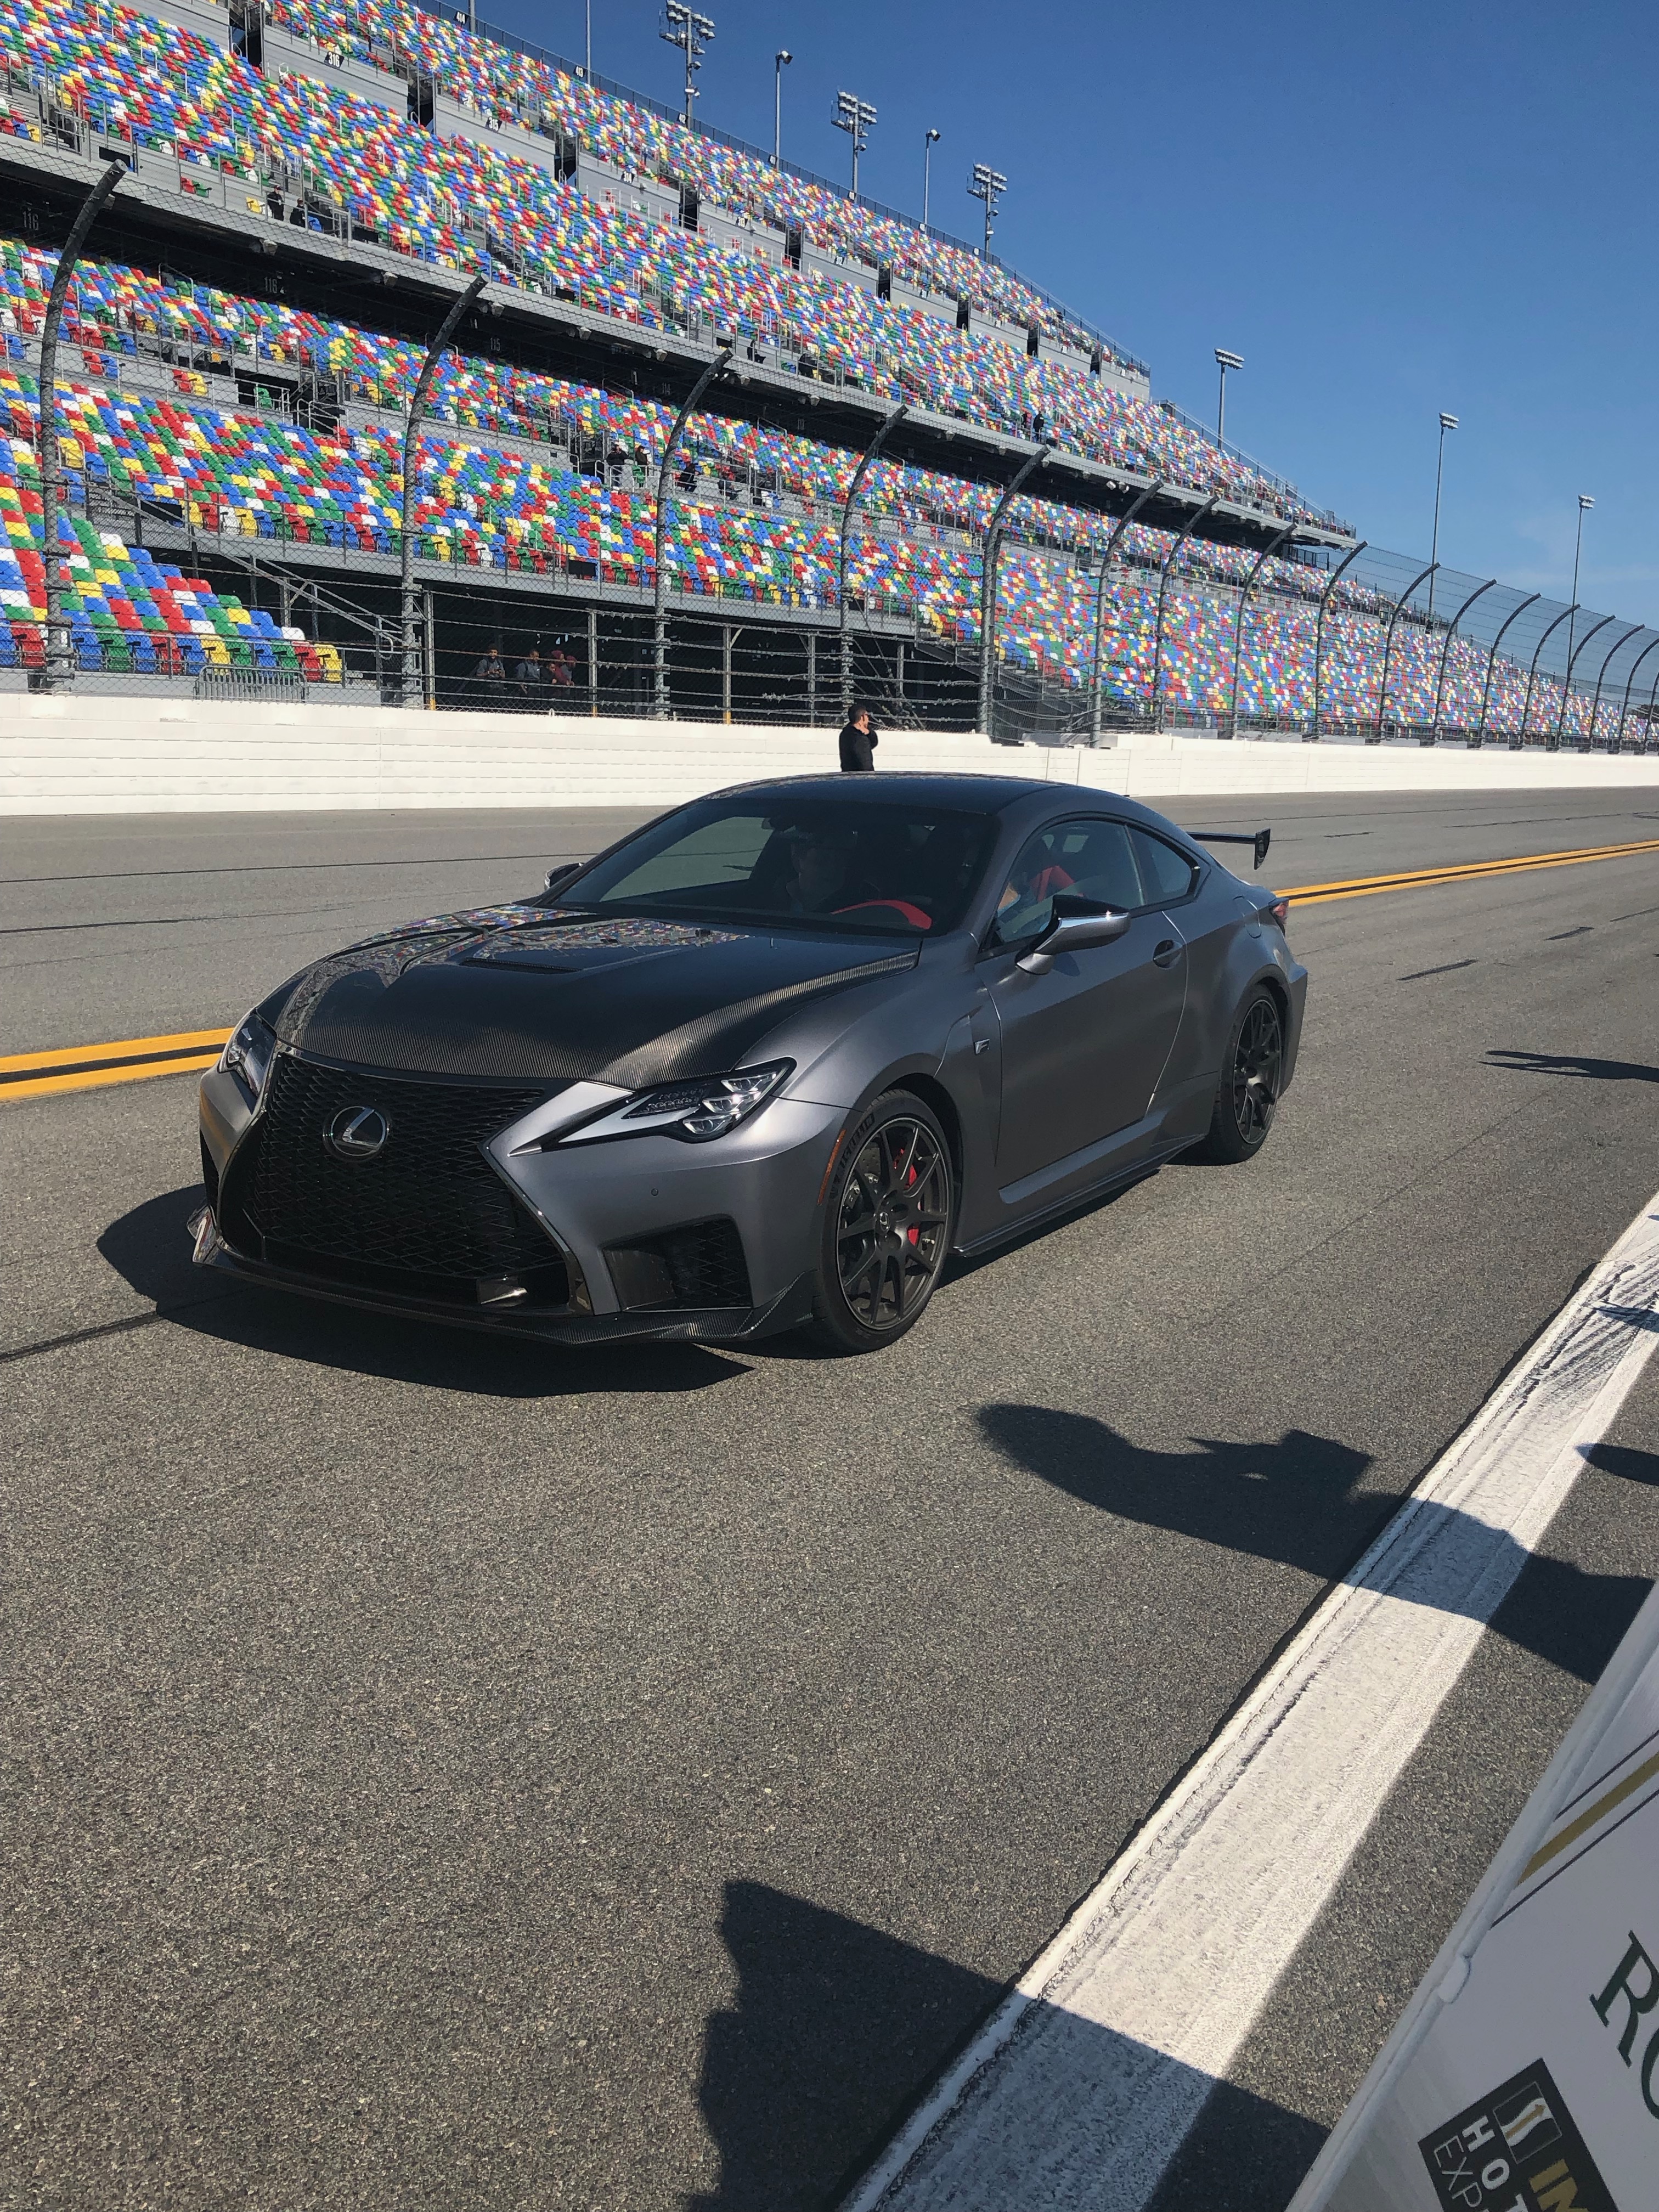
[543,862,580,898]
[1016,897,1132,975]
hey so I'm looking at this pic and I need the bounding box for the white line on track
[845,1193,1659,2212]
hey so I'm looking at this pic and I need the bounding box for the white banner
[1292,1585,1659,2212]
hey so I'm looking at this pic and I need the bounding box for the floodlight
[832,91,877,196]
[1215,348,1244,371]
[660,3,714,127]
[967,163,1007,259]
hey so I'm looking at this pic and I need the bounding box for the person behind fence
[472,640,508,710]
[514,640,543,710]
[545,640,575,699]
[838,702,879,772]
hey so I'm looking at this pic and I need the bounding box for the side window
[1131,827,1200,906]
[991,818,1142,943]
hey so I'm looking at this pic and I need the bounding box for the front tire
[806,1091,955,1353]
[1192,987,1284,1164]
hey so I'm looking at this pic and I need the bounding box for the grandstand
[0,0,1654,744]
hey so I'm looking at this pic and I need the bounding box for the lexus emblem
[325,1105,391,1161]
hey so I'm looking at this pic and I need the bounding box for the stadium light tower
[922,127,940,228]
[1429,411,1458,622]
[833,91,877,198]
[968,163,1006,261]
[660,3,714,130]
[1567,493,1594,695]
[1214,348,1243,444]
[772,50,791,167]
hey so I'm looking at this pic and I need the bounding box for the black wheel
[806,1091,955,1353]
[1192,988,1284,1164]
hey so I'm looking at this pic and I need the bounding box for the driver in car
[781,825,866,915]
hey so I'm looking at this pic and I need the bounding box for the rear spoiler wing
[1191,827,1272,871]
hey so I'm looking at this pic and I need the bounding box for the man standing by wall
[838,702,878,772]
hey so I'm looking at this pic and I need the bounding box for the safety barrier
[4,695,1657,815]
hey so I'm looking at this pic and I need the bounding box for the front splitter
[187,1210,813,1347]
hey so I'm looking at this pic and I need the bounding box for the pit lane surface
[3,790,1657,2210]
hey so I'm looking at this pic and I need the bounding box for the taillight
[1266,898,1290,932]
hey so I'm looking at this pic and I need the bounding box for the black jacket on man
[838,719,878,772]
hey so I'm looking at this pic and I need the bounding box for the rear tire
[1192,988,1284,1164]
[805,1091,955,1353]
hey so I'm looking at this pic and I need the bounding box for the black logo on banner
[1419,2059,1619,2210]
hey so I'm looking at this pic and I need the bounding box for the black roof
[719,771,1187,837]
[721,771,1053,811]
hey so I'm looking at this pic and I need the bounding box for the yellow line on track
[0,1028,229,1102]
[1280,836,1659,906]
[2,835,1653,1102]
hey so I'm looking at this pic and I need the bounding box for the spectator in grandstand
[838,702,879,772]
[513,640,543,708]
[545,640,575,697]
[472,640,509,709]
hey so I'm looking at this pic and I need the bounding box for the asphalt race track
[4,787,1658,2210]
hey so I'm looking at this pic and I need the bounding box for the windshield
[550,797,1000,936]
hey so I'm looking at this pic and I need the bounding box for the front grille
[604,1217,752,1313]
[223,1057,566,1303]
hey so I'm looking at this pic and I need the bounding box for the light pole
[1214,348,1242,444]
[772,49,790,167]
[922,127,940,228]
[1567,493,1593,685]
[1427,411,1457,620]
[968,163,1006,262]
[660,3,714,130]
[832,91,876,198]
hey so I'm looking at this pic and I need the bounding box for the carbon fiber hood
[269,907,919,1086]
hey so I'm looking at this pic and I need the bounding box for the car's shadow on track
[687,1879,1325,2211]
[978,1405,1654,1685]
[98,1186,747,1398]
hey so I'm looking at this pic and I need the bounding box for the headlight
[561,1060,793,1146]
[218,1011,276,1104]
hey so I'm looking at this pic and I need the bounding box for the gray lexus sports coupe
[192,774,1306,1353]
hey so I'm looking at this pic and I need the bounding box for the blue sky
[489,0,1657,624]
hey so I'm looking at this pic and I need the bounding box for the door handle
[1153,938,1182,967]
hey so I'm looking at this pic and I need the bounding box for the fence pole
[1474,591,1539,747]
[1520,603,1577,748]
[1645,663,1659,755]
[36,154,127,691]
[588,605,599,716]
[1309,540,1366,741]
[1613,635,1659,752]
[977,445,1049,738]
[1553,612,1613,748]
[1147,496,1218,726]
[1583,623,1643,751]
[652,345,732,719]
[837,403,906,719]
[1373,560,1437,742]
[1429,577,1496,744]
[1087,480,1160,744]
[1227,522,1293,737]
[422,586,436,709]
[400,273,485,707]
